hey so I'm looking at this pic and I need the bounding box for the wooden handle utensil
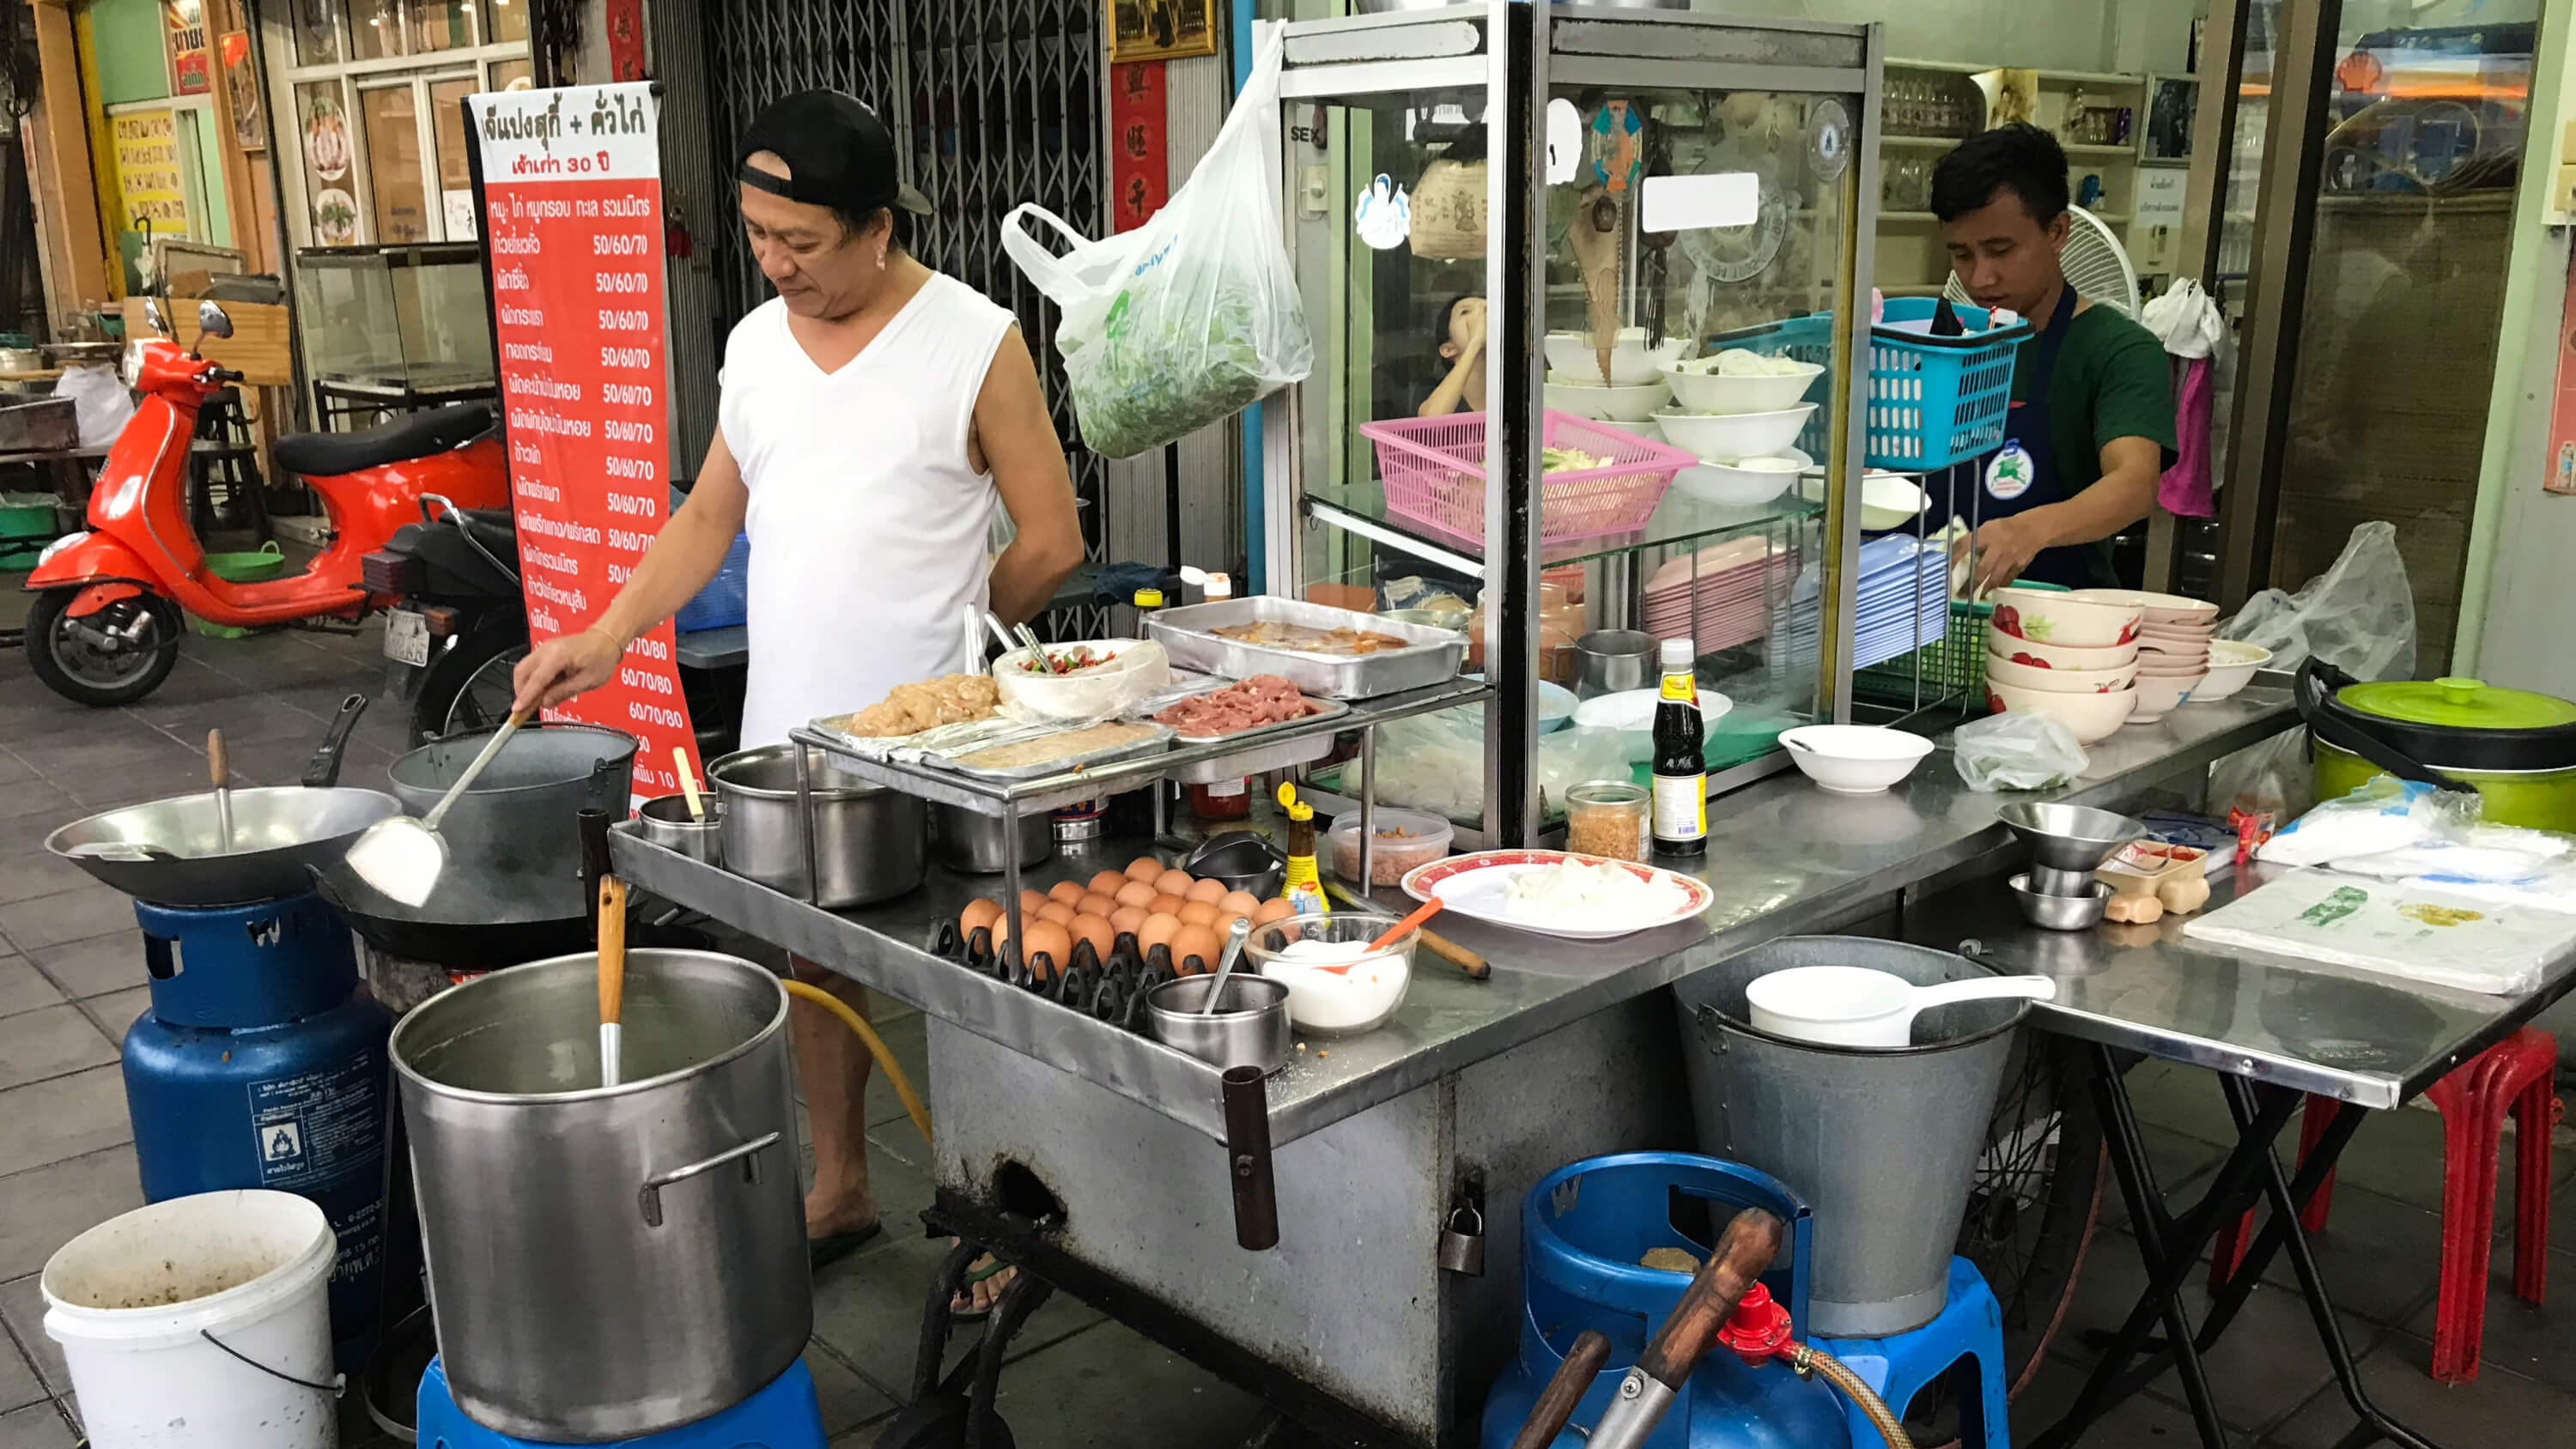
[598,876,628,1087]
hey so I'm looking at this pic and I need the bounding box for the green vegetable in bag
[1059,282,1270,460]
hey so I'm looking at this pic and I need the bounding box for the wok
[46,696,401,907]
[309,861,597,970]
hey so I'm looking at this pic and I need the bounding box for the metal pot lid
[2326,676,2576,773]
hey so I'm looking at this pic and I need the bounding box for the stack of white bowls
[1649,348,1824,501]
[2072,590,2220,720]
[1982,588,2146,743]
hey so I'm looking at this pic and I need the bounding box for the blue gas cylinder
[1479,1153,1853,1449]
[119,892,392,1372]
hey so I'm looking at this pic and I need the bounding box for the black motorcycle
[363,494,531,745]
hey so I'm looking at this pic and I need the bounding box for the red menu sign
[471,83,697,805]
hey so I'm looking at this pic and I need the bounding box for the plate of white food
[1399,850,1710,940]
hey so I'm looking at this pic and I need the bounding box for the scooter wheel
[24,588,183,706]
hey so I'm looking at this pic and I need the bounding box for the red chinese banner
[163,1,211,96]
[471,83,697,806]
[1109,60,1168,233]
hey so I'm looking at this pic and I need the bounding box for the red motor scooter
[23,297,510,706]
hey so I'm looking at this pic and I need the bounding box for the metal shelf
[1302,480,1822,573]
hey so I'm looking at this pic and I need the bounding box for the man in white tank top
[513,90,1082,1310]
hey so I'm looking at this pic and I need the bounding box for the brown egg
[1183,876,1229,905]
[1078,893,1121,919]
[1218,890,1261,919]
[1020,920,1072,979]
[1154,869,1197,899]
[1109,905,1148,937]
[959,899,1002,937]
[1089,870,1132,897]
[1018,889,1049,917]
[1047,881,1086,907]
[1251,896,1298,943]
[1115,880,1158,909]
[1170,922,1221,973]
[1148,893,1187,918]
[1125,856,1166,883]
[1177,900,1219,927]
[1213,913,1249,948]
[1137,912,1182,960]
[1036,900,1075,925]
[1067,913,1116,961]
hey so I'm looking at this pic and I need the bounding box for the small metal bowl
[1185,832,1285,899]
[636,793,723,865]
[1146,975,1291,1075]
[2027,863,2096,898]
[2008,873,2111,931]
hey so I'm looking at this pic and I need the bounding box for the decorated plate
[1400,849,1711,941]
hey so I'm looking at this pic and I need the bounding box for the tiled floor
[0,598,2569,1447]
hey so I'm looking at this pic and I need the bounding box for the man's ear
[2047,210,2073,251]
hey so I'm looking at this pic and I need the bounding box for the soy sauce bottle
[1650,637,1707,857]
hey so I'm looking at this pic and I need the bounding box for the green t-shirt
[2004,302,2178,585]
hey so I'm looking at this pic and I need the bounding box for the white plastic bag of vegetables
[999,24,1311,459]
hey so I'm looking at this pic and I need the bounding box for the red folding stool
[2208,1028,2557,1383]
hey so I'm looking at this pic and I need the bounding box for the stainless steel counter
[611,687,2297,1146]
[1907,863,2576,1108]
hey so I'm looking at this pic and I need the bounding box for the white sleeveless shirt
[718,275,1018,747]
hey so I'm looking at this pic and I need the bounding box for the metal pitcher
[1672,936,2030,1337]
[391,949,805,1441]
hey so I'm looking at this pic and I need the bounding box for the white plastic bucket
[42,1190,339,1449]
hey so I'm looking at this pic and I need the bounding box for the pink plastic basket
[1358,409,1698,549]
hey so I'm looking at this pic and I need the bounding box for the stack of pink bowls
[1983,588,2145,743]
[2076,590,2221,720]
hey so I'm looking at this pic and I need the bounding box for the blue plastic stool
[1811,1258,2010,1449]
[416,1355,826,1448]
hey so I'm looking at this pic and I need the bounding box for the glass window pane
[361,85,431,242]
[429,77,477,239]
[297,81,361,244]
[290,0,341,65]
[414,0,474,52]
[489,0,530,45]
[488,58,533,92]
[349,0,404,60]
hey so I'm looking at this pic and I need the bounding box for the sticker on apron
[1985,440,2035,501]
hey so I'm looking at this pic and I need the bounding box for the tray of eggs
[939,855,1301,1037]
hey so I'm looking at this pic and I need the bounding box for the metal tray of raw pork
[1144,597,1466,700]
[1139,676,1352,785]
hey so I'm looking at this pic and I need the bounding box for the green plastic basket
[204,542,288,582]
[0,493,60,567]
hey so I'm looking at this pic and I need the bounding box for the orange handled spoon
[1318,898,1445,976]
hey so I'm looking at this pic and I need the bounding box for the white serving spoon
[1744,965,2055,1049]
[342,705,534,907]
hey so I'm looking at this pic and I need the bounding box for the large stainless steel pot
[386,722,637,915]
[710,744,925,907]
[391,949,805,1441]
[928,801,1053,875]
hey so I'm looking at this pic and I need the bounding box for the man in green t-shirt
[1930,124,2176,591]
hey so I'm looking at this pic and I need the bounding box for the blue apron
[1931,286,2104,589]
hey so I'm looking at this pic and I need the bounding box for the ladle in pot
[1744,965,2056,1049]
[207,729,234,851]
[342,703,535,907]
[1197,917,1254,1016]
[597,875,627,1087]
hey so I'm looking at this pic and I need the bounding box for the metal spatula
[342,704,534,907]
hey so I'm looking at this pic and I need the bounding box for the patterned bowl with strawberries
[1983,623,2141,670]
[1987,587,2144,649]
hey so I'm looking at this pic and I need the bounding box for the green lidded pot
[2298,658,2576,831]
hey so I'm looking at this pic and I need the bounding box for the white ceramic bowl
[1671,452,1806,506]
[1984,627,2139,670]
[2069,587,2221,627]
[1655,404,1818,464]
[2136,634,2210,661]
[1798,470,1930,530]
[1597,416,1665,445]
[2187,640,2272,704]
[1984,652,2139,695]
[1988,587,2142,649]
[993,640,1174,721]
[1986,678,2138,744]
[2129,670,2203,721]
[1572,688,1664,762]
[1546,330,1687,387]
[1777,724,1935,795]
[1544,377,1673,423]
[1660,357,1825,415]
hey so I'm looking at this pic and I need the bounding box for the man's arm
[975,327,1085,625]
[1969,438,2160,595]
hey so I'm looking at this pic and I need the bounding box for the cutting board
[2182,868,2576,997]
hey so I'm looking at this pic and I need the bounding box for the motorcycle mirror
[195,300,234,341]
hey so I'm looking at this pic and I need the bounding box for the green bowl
[204,545,288,583]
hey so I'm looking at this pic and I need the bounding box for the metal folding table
[1908,867,2576,1449]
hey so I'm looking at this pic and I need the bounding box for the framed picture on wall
[2143,75,2197,161]
[1109,0,1218,64]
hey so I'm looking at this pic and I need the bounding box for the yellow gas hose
[1792,1343,1914,1449]
[781,979,933,1145]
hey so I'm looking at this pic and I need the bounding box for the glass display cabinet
[292,242,497,409]
[1263,5,1893,846]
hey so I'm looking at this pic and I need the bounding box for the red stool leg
[2510,1046,2555,1306]
[2426,1071,2505,1385]
[2210,1208,2254,1291]
[2297,1094,2340,1233]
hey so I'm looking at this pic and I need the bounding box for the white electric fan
[1943,203,2141,318]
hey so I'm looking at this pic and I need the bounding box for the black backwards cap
[737,89,933,224]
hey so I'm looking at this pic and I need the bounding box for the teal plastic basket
[1710,304,2032,471]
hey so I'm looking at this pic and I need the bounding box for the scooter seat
[275,403,492,477]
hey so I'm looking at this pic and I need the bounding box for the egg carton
[931,919,1224,1036]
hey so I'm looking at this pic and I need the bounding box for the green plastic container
[0,492,61,567]
[195,543,288,638]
